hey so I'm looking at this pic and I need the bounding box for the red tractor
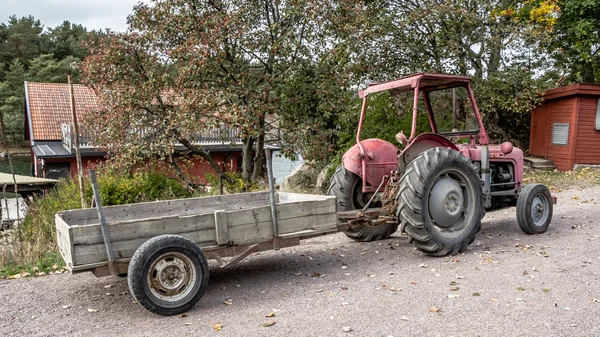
[329,73,554,256]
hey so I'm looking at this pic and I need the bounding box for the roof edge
[24,81,35,145]
[543,83,600,101]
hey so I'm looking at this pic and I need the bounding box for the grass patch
[524,166,600,191]
[0,251,65,279]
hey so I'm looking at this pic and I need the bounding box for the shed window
[596,98,600,130]
[552,123,569,145]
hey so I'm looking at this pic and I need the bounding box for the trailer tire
[396,147,485,256]
[328,165,398,241]
[517,183,553,234]
[128,235,209,316]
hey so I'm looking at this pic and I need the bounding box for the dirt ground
[1,186,599,337]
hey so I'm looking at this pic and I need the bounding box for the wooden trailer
[56,190,340,315]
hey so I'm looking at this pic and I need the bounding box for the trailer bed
[56,191,338,275]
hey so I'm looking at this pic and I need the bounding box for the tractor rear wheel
[328,165,398,241]
[396,147,485,256]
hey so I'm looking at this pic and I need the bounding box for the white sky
[2,0,151,31]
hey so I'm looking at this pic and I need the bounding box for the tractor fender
[341,138,399,187]
[398,133,459,172]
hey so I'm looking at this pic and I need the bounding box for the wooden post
[68,75,86,208]
[452,88,457,130]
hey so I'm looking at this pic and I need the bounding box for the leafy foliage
[81,0,351,184]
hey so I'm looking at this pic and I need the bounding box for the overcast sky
[3,0,151,32]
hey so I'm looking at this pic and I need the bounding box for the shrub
[3,170,195,268]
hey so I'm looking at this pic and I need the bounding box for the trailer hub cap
[429,177,464,228]
[147,252,197,302]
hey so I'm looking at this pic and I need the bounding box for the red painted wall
[574,97,600,165]
[544,97,576,171]
[39,152,244,184]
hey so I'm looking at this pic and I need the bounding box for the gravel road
[1,186,599,337]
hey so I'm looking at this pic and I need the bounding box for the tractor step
[524,156,556,171]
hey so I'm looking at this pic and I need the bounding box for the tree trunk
[252,117,266,183]
[242,135,254,182]
[176,137,233,183]
[581,60,595,83]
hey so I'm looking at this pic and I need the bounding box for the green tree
[27,54,80,83]
[0,16,43,79]
[81,0,349,184]
[0,59,26,145]
[40,21,89,60]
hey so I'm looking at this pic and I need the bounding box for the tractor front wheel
[516,183,553,234]
[328,165,398,241]
[396,147,485,256]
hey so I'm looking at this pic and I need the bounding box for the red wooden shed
[529,84,600,171]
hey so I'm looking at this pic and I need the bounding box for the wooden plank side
[60,191,271,226]
[73,229,218,265]
[225,205,274,244]
[55,214,75,268]
[214,210,229,245]
[71,213,216,245]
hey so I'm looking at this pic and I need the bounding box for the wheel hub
[531,195,549,225]
[148,253,196,301]
[428,177,464,228]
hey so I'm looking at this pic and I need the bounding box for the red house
[24,82,245,180]
[529,84,600,171]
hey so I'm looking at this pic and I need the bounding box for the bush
[3,170,195,269]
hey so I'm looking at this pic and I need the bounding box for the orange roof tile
[25,82,99,141]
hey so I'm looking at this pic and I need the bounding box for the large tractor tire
[396,147,485,256]
[328,165,398,241]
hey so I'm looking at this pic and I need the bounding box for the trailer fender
[341,138,399,187]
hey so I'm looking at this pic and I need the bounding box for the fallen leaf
[294,272,302,276]
[265,312,276,318]
[184,323,191,326]
[87,308,97,313]
[472,293,481,296]
[410,282,418,285]
[260,321,276,327]
[450,287,459,291]
[341,287,348,291]
[180,314,188,318]
[429,306,441,312]
[517,287,526,291]
[213,323,223,331]
[311,272,321,278]
[543,288,550,293]
[223,300,233,306]
[572,195,579,200]
[490,298,499,302]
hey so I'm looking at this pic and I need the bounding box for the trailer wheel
[328,165,398,241]
[396,147,485,256]
[128,235,209,316]
[517,183,553,234]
